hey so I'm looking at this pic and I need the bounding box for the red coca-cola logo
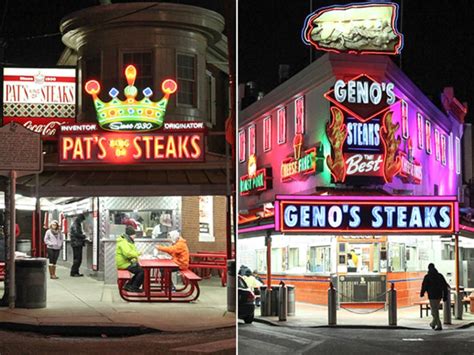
[3,118,76,140]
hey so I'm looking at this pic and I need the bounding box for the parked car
[238,275,255,324]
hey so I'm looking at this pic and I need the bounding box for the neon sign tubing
[275,195,458,202]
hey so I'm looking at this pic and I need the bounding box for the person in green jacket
[116,226,143,292]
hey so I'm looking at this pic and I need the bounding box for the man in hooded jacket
[70,214,87,277]
[116,226,144,292]
[420,263,450,330]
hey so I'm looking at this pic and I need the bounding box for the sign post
[0,122,42,309]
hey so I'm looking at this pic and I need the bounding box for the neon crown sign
[84,65,177,132]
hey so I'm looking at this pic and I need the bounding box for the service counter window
[109,210,174,239]
[442,243,455,260]
[389,243,406,272]
[256,249,266,273]
[308,246,331,273]
[405,246,418,271]
[288,247,299,269]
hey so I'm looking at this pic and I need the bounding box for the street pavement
[0,326,235,354]
[238,321,474,354]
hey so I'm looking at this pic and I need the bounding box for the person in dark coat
[69,214,87,277]
[420,263,450,330]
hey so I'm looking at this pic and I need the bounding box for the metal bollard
[328,282,337,326]
[455,291,463,320]
[388,283,397,326]
[265,288,272,317]
[443,290,452,325]
[279,281,288,321]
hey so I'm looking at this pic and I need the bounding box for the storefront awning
[0,152,231,197]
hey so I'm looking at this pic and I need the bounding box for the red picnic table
[117,258,202,302]
[189,252,227,286]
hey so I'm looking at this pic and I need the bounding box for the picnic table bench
[414,298,470,318]
[189,252,227,287]
[0,262,4,281]
[117,258,202,302]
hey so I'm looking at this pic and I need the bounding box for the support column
[265,230,272,288]
[455,233,463,319]
[8,170,17,309]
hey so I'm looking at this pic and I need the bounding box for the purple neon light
[239,224,275,234]
[275,201,280,231]
[275,195,457,202]
[460,224,474,233]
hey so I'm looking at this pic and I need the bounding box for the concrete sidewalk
[0,265,235,332]
[255,302,474,330]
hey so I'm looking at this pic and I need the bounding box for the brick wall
[181,196,227,253]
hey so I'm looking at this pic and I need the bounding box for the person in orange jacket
[156,230,189,270]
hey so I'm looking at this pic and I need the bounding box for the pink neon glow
[455,203,460,231]
[460,224,474,233]
[239,224,275,234]
[274,201,280,231]
[275,195,458,202]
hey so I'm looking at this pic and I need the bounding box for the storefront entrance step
[0,322,159,337]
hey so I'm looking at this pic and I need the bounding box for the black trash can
[15,258,47,308]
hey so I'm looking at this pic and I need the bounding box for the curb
[0,322,159,337]
[253,317,474,330]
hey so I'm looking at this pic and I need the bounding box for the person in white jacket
[44,220,64,279]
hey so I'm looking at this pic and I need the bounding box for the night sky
[239,0,474,123]
[0,0,228,66]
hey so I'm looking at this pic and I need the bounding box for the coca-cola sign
[3,118,76,141]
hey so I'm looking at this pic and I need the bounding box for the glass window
[417,113,424,149]
[263,116,271,152]
[441,134,447,166]
[277,107,286,144]
[449,133,454,170]
[122,52,153,90]
[455,136,461,174]
[238,129,246,163]
[401,100,408,139]
[256,249,266,273]
[405,246,418,271]
[177,54,196,106]
[295,96,305,135]
[389,243,405,272]
[308,246,331,273]
[271,248,284,273]
[248,124,256,156]
[425,120,432,154]
[288,247,299,269]
[442,244,455,260]
[435,129,440,161]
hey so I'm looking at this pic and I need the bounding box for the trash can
[270,285,296,317]
[15,258,47,308]
[16,240,31,255]
[287,285,296,316]
[227,260,236,312]
[260,285,271,316]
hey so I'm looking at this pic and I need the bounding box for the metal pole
[455,233,463,319]
[388,282,397,326]
[278,281,287,321]
[443,287,452,325]
[8,170,16,309]
[265,231,272,315]
[328,282,337,326]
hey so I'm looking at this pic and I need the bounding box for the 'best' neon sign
[275,195,458,234]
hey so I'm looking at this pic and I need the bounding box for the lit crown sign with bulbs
[302,2,403,55]
[85,65,177,132]
[59,65,206,164]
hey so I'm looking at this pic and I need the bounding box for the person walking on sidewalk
[69,214,87,277]
[44,220,64,279]
[420,263,450,331]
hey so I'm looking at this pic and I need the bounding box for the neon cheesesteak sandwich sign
[275,195,458,235]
